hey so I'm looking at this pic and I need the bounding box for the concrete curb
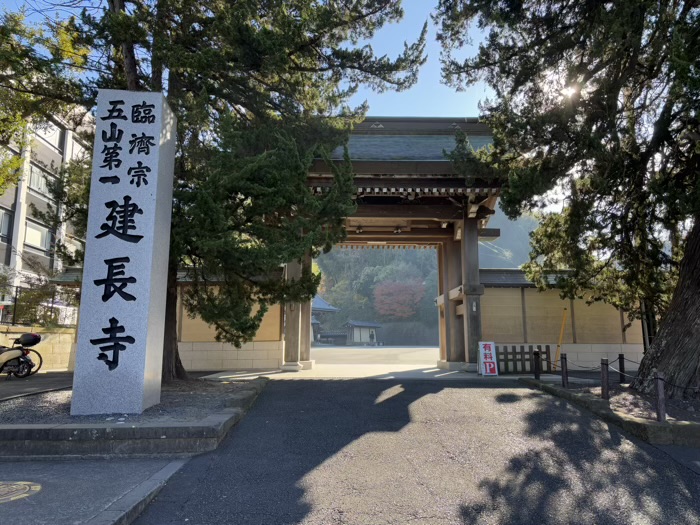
[0,378,268,459]
[83,459,187,525]
[519,378,700,447]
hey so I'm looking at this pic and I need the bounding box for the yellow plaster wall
[180,304,283,342]
[480,287,633,345]
[481,288,524,343]
[254,304,283,341]
[524,289,574,343]
[572,298,623,344]
[621,315,644,345]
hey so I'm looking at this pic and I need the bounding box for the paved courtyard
[311,345,439,364]
[211,345,488,381]
[134,379,700,525]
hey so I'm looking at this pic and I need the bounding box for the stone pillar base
[437,360,478,372]
[281,362,303,372]
[437,360,467,371]
[299,360,315,370]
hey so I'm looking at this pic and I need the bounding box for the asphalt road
[135,379,700,525]
[0,371,72,400]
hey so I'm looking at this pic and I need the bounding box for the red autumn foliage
[373,280,425,320]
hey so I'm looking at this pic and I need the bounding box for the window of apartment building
[33,122,65,153]
[0,208,12,243]
[63,236,84,258]
[28,164,55,198]
[24,220,53,254]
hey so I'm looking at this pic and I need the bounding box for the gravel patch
[572,384,700,423]
[0,379,254,425]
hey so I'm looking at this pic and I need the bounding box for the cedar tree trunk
[107,0,139,90]
[631,219,700,399]
[161,257,188,381]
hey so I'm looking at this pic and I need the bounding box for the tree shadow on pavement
[460,390,700,525]
[134,379,700,525]
[135,379,456,525]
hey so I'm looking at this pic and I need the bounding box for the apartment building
[0,119,87,286]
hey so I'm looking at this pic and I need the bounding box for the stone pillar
[439,238,466,369]
[71,90,176,415]
[461,217,484,371]
[282,260,302,371]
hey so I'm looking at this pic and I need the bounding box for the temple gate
[283,117,499,371]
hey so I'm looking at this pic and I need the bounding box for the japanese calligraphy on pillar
[71,90,176,416]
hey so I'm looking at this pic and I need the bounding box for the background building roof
[479,268,564,287]
[345,320,382,328]
[332,117,492,161]
[312,295,339,312]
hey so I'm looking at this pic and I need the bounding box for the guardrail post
[533,350,541,380]
[561,353,569,388]
[601,358,609,400]
[618,354,626,384]
[655,371,666,422]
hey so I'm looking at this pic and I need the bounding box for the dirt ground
[0,378,253,424]
[574,383,700,423]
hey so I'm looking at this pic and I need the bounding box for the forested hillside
[479,212,538,268]
[315,212,537,345]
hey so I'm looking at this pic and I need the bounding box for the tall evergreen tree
[2,1,427,379]
[0,11,92,194]
[435,0,700,397]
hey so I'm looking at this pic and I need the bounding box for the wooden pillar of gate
[461,217,484,370]
[439,238,465,369]
[282,260,302,371]
[298,255,314,369]
[437,243,447,362]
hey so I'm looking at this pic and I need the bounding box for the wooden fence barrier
[495,344,553,374]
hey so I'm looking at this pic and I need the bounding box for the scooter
[0,333,41,379]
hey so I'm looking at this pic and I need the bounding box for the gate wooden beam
[352,205,463,220]
[345,229,455,241]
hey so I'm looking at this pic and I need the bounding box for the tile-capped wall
[179,341,283,371]
[560,343,644,371]
[0,327,77,371]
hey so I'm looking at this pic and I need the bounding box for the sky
[348,3,491,118]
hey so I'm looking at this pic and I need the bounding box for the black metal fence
[0,284,79,327]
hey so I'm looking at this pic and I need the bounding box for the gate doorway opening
[312,245,439,369]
